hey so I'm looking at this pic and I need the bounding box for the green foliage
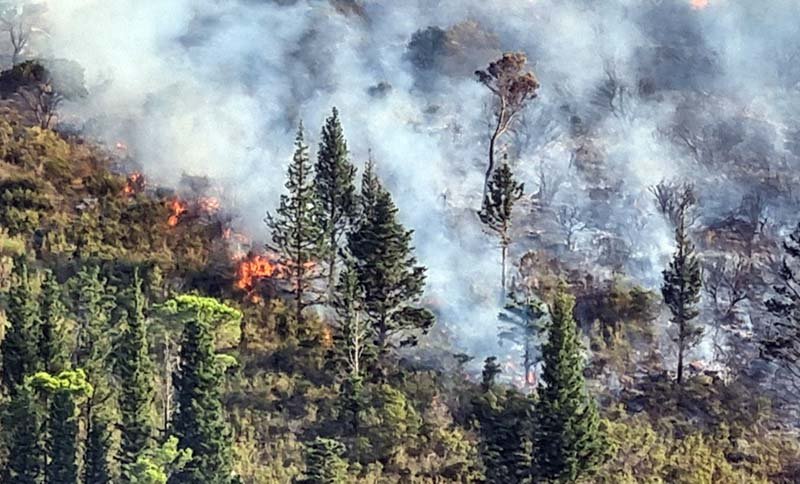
[535,288,607,482]
[38,269,67,373]
[314,107,357,291]
[69,263,114,372]
[0,175,51,236]
[125,436,192,484]
[1,256,41,391]
[84,412,114,484]
[159,294,242,348]
[114,270,155,467]
[266,123,325,332]
[347,159,434,356]
[301,437,349,484]
[170,305,233,483]
[498,294,546,388]
[2,382,44,484]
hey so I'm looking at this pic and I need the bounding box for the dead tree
[475,52,539,196]
[556,204,586,251]
[0,1,45,66]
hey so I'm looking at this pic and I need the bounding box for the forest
[2,0,800,483]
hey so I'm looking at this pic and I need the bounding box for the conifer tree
[314,107,357,293]
[70,263,113,370]
[498,294,545,388]
[481,356,502,392]
[266,123,324,334]
[168,296,240,484]
[84,412,114,484]
[347,160,434,357]
[2,382,43,484]
[114,270,155,467]
[29,369,93,484]
[331,257,371,437]
[479,158,524,298]
[38,269,67,374]
[1,256,41,392]
[534,289,606,482]
[301,437,349,484]
[662,198,703,385]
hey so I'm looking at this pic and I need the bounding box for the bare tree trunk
[501,244,507,301]
[677,327,684,385]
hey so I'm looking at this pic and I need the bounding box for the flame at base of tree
[123,171,145,196]
[235,253,282,290]
[167,198,188,227]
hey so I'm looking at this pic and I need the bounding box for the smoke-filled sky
[32,0,800,360]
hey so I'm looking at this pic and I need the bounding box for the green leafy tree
[479,158,524,298]
[661,189,702,385]
[2,382,43,484]
[347,160,434,357]
[314,107,357,293]
[126,436,192,484]
[266,124,324,335]
[300,437,349,484]
[1,256,41,392]
[29,369,93,484]
[534,289,606,482]
[114,270,155,467]
[38,269,67,373]
[168,296,241,484]
[69,263,113,371]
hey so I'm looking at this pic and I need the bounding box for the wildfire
[235,253,282,290]
[198,196,221,215]
[167,198,188,227]
[690,0,709,9]
[122,172,145,196]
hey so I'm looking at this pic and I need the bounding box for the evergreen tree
[314,107,357,293]
[661,195,702,385]
[1,256,41,392]
[498,294,545,388]
[2,382,43,484]
[29,369,92,484]
[69,263,113,370]
[534,289,606,482]
[481,356,502,392]
[114,270,155,467]
[266,124,324,335]
[479,158,524,298]
[301,437,348,484]
[347,160,434,357]
[169,296,239,484]
[331,257,371,437]
[38,269,67,374]
[84,412,113,484]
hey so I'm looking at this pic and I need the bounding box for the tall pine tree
[29,369,93,484]
[38,269,67,374]
[168,296,239,484]
[114,269,155,467]
[662,198,703,385]
[2,382,43,484]
[314,107,357,293]
[84,411,114,484]
[347,160,434,358]
[300,437,349,484]
[479,157,524,298]
[1,256,41,392]
[534,288,606,483]
[266,124,324,335]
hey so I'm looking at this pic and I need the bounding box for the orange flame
[167,198,188,227]
[235,254,281,290]
[690,0,709,9]
[321,326,333,348]
[198,196,221,215]
[122,172,144,197]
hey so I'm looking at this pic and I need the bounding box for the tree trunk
[501,244,507,301]
[676,328,684,385]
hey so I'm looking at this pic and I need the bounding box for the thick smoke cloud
[32,0,800,362]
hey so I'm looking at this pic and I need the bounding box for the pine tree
[498,294,545,388]
[661,196,702,385]
[114,269,155,467]
[39,269,67,374]
[169,296,239,484]
[84,412,113,484]
[479,158,524,298]
[314,107,357,293]
[70,263,113,370]
[301,437,348,484]
[28,369,93,484]
[534,289,606,483]
[266,124,324,335]
[2,382,43,484]
[1,256,41,392]
[481,356,502,392]
[347,161,434,357]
